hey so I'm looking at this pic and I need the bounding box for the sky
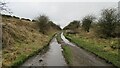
[2,0,119,28]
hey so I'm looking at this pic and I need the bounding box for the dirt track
[21,38,67,67]
[21,33,114,67]
[61,33,114,67]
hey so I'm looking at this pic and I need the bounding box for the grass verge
[56,33,73,65]
[56,33,63,43]
[62,45,72,65]
[65,34,120,68]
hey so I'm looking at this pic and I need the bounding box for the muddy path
[21,37,67,67]
[61,33,114,67]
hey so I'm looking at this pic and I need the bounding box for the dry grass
[2,16,58,66]
[76,28,119,47]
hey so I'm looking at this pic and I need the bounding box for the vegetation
[56,33,73,65]
[62,45,72,65]
[48,21,61,31]
[56,32,63,43]
[82,15,95,32]
[63,20,80,30]
[35,15,61,34]
[0,1,12,14]
[65,34,120,67]
[1,1,120,67]
[63,8,120,68]
[2,14,60,67]
[96,8,119,38]
[35,15,49,34]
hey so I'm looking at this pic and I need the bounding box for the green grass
[65,34,120,68]
[56,33,63,43]
[3,33,56,67]
[56,33,73,65]
[62,45,73,65]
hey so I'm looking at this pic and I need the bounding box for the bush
[63,20,80,30]
[35,15,49,34]
[110,38,120,49]
[114,21,120,37]
[82,15,95,32]
[96,8,118,38]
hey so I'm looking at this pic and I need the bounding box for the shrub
[110,38,120,49]
[35,15,49,34]
[96,8,118,38]
[63,20,80,30]
[82,15,95,32]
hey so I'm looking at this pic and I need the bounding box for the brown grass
[2,16,59,66]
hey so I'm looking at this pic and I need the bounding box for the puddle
[21,37,67,66]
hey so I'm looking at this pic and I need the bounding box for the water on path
[21,38,67,66]
[61,33,114,67]
[61,33,75,46]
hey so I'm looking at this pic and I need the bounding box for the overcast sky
[2,0,119,28]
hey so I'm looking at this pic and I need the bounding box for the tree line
[64,8,120,38]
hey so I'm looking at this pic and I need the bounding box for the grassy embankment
[56,33,72,65]
[64,30,120,68]
[2,15,59,67]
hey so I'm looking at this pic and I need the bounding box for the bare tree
[0,1,12,14]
